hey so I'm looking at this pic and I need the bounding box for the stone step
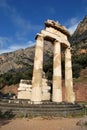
[0,102,82,109]
[0,105,82,111]
[0,100,84,117]
[0,106,83,113]
[0,109,83,117]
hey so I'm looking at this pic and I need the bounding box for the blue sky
[0,0,87,54]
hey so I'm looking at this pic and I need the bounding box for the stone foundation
[18,80,32,99]
[18,76,51,101]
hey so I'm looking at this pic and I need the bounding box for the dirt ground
[0,117,87,130]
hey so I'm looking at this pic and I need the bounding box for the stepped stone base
[0,99,84,117]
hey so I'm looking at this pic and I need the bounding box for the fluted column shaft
[31,34,43,104]
[65,47,75,103]
[52,40,62,102]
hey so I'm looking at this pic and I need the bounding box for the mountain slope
[70,16,87,54]
[70,16,87,43]
[0,41,53,74]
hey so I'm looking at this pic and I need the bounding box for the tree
[72,63,82,78]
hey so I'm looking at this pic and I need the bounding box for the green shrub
[72,63,82,78]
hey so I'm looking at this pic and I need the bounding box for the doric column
[31,34,44,104]
[65,47,75,103]
[52,40,62,102]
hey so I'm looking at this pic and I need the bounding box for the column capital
[35,33,44,40]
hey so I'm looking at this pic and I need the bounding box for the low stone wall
[62,83,87,102]
[1,82,87,102]
[74,83,87,102]
[17,79,51,101]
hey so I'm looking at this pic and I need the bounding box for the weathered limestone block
[65,47,75,103]
[31,34,44,104]
[42,78,51,101]
[18,73,51,101]
[18,79,32,99]
[52,40,62,102]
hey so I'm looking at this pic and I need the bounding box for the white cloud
[0,37,11,48]
[12,14,42,34]
[0,0,42,36]
[68,18,78,26]
[0,40,35,54]
[66,17,80,34]
[0,0,39,54]
[26,40,35,47]
[0,49,11,54]
[68,23,78,34]
[9,41,35,51]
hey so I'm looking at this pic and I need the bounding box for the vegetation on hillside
[43,53,87,80]
[0,66,33,89]
[72,53,87,78]
[0,53,87,88]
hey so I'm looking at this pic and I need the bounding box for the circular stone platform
[0,99,85,117]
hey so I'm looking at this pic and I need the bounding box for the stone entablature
[45,20,70,37]
[41,20,70,47]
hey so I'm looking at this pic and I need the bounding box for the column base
[65,91,75,104]
[52,88,62,102]
[31,87,42,104]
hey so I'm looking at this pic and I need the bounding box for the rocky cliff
[0,41,53,74]
[70,16,87,54]
[70,16,87,43]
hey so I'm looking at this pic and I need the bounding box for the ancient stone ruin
[18,20,75,104]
